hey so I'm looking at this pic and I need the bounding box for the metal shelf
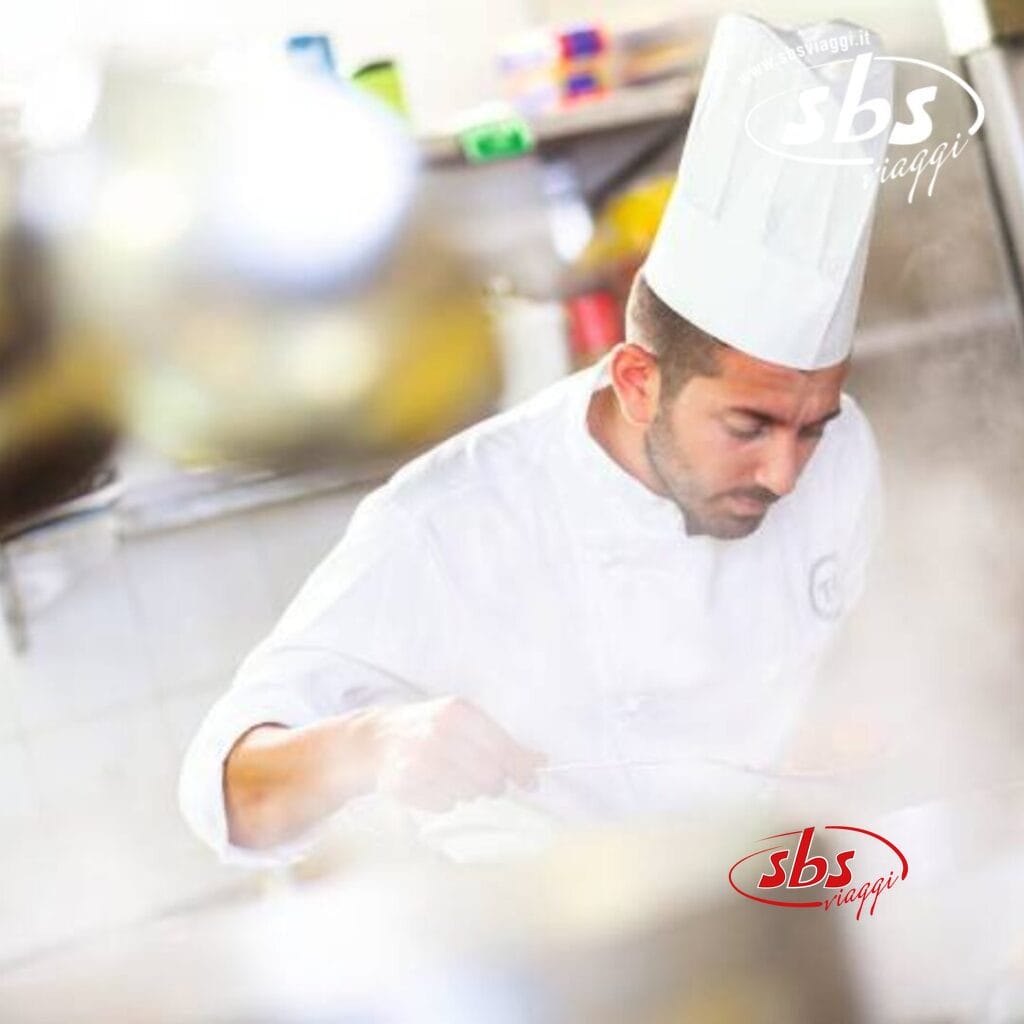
[418,76,697,165]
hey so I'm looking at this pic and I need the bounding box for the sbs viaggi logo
[743,40,986,204]
[728,825,909,921]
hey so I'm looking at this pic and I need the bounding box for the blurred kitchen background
[1,0,1024,1021]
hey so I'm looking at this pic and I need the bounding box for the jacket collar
[554,354,717,553]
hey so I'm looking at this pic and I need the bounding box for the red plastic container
[565,290,622,367]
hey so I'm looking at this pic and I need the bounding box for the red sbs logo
[729,826,909,921]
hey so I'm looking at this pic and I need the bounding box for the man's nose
[754,435,800,498]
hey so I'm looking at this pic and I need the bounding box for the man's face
[645,347,849,539]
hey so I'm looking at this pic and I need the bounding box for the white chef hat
[642,14,893,370]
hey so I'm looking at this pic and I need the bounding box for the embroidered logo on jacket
[809,554,842,620]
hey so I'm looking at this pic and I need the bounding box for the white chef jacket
[179,355,881,865]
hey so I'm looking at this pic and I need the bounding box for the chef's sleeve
[177,488,462,867]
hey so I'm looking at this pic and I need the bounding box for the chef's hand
[366,696,546,812]
[224,697,545,850]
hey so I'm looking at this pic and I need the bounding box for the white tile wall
[24,704,175,820]
[13,551,156,732]
[0,738,42,827]
[0,482,368,966]
[122,516,279,696]
[158,680,233,757]
[0,664,23,742]
[0,826,60,963]
[246,486,370,610]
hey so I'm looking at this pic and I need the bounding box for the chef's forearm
[223,711,379,850]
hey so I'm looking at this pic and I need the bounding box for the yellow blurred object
[17,61,500,471]
[351,60,410,119]
[578,175,676,271]
[121,229,500,467]
[0,216,123,531]
[0,335,122,451]
[352,245,499,451]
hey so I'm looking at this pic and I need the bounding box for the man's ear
[608,342,660,427]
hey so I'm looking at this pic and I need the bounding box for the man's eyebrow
[725,406,843,428]
[809,406,843,428]
[723,407,783,426]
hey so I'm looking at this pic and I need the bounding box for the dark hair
[625,272,723,398]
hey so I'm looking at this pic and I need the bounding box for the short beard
[644,409,767,540]
[643,412,702,528]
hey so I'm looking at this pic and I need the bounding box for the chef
[180,14,893,864]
